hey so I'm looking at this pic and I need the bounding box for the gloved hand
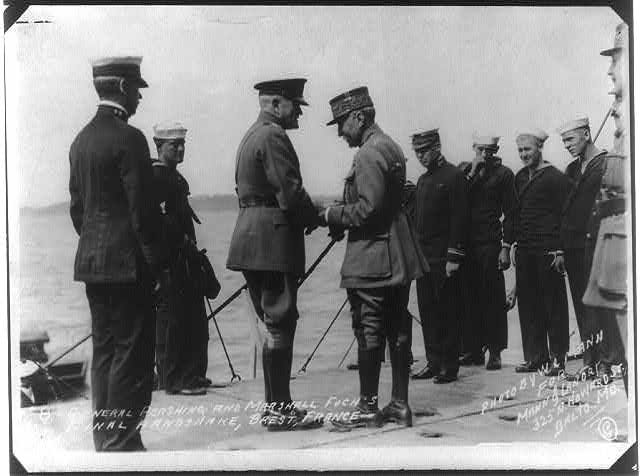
[548,251,566,276]
[498,247,511,271]
[445,261,460,277]
[305,223,319,235]
[328,224,345,242]
[505,285,517,311]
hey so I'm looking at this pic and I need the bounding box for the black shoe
[331,406,384,429]
[544,356,564,377]
[165,386,207,396]
[593,373,614,387]
[486,353,502,371]
[411,365,439,380]
[564,365,597,382]
[346,362,359,371]
[515,361,541,373]
[433,370,458,384]
[198,377,213,387]
[265,407,323,432]
[381,400,412,427]
[459,352,485,366]
[259,407,307,427]
[179,386,207,396]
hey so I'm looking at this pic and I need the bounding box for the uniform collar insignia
[98,100,129,119]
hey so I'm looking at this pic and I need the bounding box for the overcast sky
[6,5,623,207]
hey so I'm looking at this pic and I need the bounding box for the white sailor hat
[153,121,187,140]
[557,116,589,136]
[472,133,500,147]
[516,128,549,143]
[91,56,148,87]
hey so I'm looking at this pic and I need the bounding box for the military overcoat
[326,123,428,288]
[226,111,317,276]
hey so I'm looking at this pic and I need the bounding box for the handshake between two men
[304,200,346,242]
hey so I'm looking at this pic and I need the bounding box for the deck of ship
[13,352,635,471]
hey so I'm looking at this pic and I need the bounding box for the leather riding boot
[382,344,412,427]
[332,348,384,429]
[269,348,292,406]
[358,348,381,399]
[262,346,273,404]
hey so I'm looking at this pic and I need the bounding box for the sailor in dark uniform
[410,129,469,383]
[226,79,323,431]
[557,117,613,381]
[319,87,428,428]
[513,128,571,375]
[460,135,517,370]
[69,56,168,451]
[152,122,210,395]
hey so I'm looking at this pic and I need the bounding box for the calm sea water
[17,207,573,383]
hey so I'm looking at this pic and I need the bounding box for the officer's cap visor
[326,111,351,126]
[600,47,621,56]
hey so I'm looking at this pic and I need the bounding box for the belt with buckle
[238,197,279,208]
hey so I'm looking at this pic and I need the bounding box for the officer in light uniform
[152,122,211,395]
[578,23,629,391]
[69,56,168,451]
[319,87,428,428]
[226,78,323,431]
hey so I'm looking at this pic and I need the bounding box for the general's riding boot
[269,348,292,406]
[332,348,384,429]
[382,343,412,427]
[260,347,274,425]
[263,347,322,431]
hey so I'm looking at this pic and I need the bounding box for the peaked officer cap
[326,86,374,125]
[153,121,187,140]
[557,116,590,136]
[516,128,549,143]
[601,22,628,56]
[254,78,309,106]
[411,129,440,151]
[91,56,148,87]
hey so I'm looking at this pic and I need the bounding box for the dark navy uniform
[462,157,517,357]
[70,56,166,451]
[514,163,571,367]
[153,162,208,393]
[414,156,469,376]
[561,151,606,370]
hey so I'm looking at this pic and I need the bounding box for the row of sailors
[69,46,627,449]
